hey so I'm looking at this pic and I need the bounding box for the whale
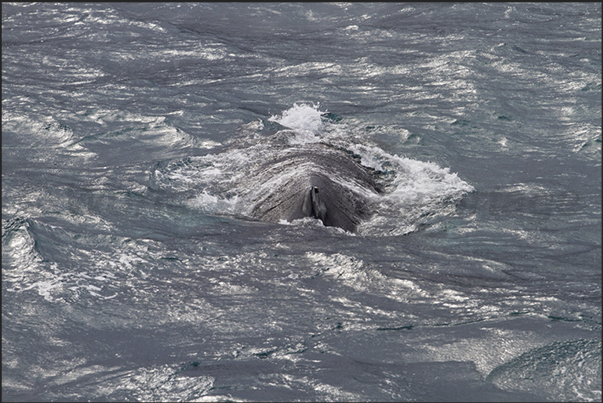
[248,143,381,233]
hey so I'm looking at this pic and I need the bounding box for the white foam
[185,191,239,215]
[349,143,474,204]
[340,143,474,236]
[268,103,326,144]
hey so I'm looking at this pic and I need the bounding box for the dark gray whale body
[249,143,381,233]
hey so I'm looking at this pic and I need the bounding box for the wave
[486,338,602,402]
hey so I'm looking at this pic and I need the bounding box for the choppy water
[2,3,601,402]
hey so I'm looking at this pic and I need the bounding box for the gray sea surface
[2,3,601,401]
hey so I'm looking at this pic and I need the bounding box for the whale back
[248,143,378,232]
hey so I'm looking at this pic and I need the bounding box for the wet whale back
[249,143,378,232]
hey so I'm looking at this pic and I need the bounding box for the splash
[268,103,326,144]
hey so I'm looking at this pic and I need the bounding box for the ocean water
[2,3,601,402]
